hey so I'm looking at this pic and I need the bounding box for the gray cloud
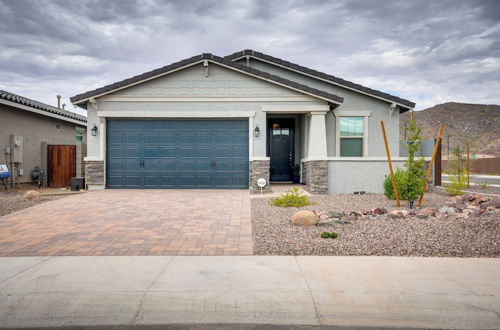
[0,0,499,114]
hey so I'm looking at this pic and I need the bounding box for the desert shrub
[384,112,425,205]
[383,168,406,200]
[321,232,338,238]
[321,232,331,238]
[446,170,468,195]
[270,187,312,207]
[446,146,468,195]
[478,180,490,189]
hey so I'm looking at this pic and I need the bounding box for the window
[339,117,364,156]
[75,130,83,142]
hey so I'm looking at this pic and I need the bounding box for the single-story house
[0,90,87,187]
[70,50,416,194]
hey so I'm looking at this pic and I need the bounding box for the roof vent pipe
[62,103,66,110]
[56,95,61,108]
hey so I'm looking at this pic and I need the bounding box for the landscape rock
[438,206,449,214]
[388,210,408,218]
[420,207,437,217]
[329,211,346,219]
[22,190,40,199]
[317,218,336,226]
[291,210,319,226]
[446,207,457,215]
[371,207,388,215]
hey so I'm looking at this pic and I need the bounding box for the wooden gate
[48,145,76,187]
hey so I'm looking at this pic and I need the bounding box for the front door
[268,119,294,181]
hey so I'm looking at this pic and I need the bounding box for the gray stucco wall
[86,63,327,160]
[0,104,86,184]
[243,59,403,157]
[328,160,406,194]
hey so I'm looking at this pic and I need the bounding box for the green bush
[446,170,468,195]
[383,168,406,200]
[270,187,312,207]
[321,232,339,239]
[384,112,425,205]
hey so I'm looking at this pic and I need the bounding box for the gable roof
[225,49,415,109]
[70,53,344,106]
[0,90,87,124]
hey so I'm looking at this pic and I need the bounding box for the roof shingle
[224,49,415,108]
[70,54,344,105]
[0,90,87,123]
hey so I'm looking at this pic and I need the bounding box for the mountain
[400,102,500,156]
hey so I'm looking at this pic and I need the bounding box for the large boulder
[291,210,319,226]
[23,190,40,199]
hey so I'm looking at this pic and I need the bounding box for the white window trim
[334,111,371,157]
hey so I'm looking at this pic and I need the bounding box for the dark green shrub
[270,187,313,207]
[320,232,339,239]
[383,168,406,200]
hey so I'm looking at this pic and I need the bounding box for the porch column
[307,111,328,159]
[303,111,329,194]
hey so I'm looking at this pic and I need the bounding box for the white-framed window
[334,111,370,157]
[339,117,364,156]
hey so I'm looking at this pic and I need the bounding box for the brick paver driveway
[0,190,253,256]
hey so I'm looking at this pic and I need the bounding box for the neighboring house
[70,50,415,194]
[0,90,87,187]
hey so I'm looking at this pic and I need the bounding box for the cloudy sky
[1,0,499,115]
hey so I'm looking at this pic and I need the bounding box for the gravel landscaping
[252,192,500,257]
[0,191,64,217]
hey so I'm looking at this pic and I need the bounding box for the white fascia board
[262,105,330,112]
[234,55,414,110]
[0,99,86,126]
[333,110,372,117]
[96,110,256,118]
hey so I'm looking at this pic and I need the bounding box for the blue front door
[106,119,249,189]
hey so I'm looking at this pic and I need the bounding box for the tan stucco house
[70,50,415,194]
[0,90,87,187]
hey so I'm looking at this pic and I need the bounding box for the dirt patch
[0,191,65,217]
[251,192,500,257]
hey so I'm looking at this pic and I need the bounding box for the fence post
[418,125,444,207]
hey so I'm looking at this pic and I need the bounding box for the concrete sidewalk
[0,256,499,329]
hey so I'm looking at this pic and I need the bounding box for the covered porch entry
[262,105,330,193]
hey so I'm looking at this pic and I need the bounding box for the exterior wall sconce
[254,126,260,137]
[91,125,98,137]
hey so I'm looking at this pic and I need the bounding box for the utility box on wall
[9,135,23,163]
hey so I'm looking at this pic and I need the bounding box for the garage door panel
[232,147,248,158]
[106,119,248,189]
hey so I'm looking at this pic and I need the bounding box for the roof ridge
[224,49,415,108]
[70,53,344,104]
[0,89,87,123]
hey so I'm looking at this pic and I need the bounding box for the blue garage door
[106,119,249,189]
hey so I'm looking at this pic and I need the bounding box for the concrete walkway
[0,256,499,329]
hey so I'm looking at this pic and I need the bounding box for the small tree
[446,145,467,195]
[402,112,426,207]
